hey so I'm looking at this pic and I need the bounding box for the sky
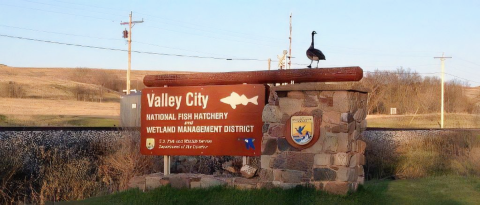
[0,0,479,86]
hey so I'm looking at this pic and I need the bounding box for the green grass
[376,175,480,205]
[0,114,7,125]
[367,113,480,128]
[0,115,119,127]
[65,116,119,127]
[65,175,480,205]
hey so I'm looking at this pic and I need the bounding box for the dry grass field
[368,85,480,128]
[0,98,120,116]
[0,65,184,100]
[1,64,480,127]
[367,113,480,128]
[0,98,121,126]
[0,65,191,126]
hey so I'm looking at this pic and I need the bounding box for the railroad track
[1,127,480,131]
[364,127,480,131]
[0,127,139,131]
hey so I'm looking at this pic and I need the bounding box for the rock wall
[260,83,369,194]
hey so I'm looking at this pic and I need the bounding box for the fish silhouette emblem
[220,92,258,109]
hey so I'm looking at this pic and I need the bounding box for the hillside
[0,65,188,100]
[0,65,188,126]
[1,64,480,127]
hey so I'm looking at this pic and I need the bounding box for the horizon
[1,0,479,86]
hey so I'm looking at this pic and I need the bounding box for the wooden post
[434,53,452,128]
[163,84,171,175]
[127,12,132,95]
[268,58,271,70]
[164,156,170,175]
[120,12,143,95]
[242,156,248,166]
[288,13,292,70]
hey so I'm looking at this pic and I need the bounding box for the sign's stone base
[129,83,369,195]
[128,173,266,191]
[261,82,369,195]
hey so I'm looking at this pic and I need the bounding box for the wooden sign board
[141,84,265,156]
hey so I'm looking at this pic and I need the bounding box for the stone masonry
[126,82,369,195]
[261,82,369,195]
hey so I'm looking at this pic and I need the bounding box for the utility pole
[268,58,271,70]
[288,13,292,69]
[434,52,452,128]
[120,12,144,95]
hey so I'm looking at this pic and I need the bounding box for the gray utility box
[120,92,142,127]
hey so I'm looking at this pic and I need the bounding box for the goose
[306,31,325,68]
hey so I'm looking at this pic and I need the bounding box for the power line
[4,1,447,57]
[0,2,287,46]
[0,24,234,56]
[325,64,438,68]
[49,0,289,42]
[140,17,287,45]
[1,33,478,85]
[0,34,268,61]
[8,21,436,60]
[444,72,480,84]
[456,57,480,67]
[0,2,288,48]
[19,0,125,18]
[52,0,130,13]
[0,24,122,41]
[2,1,443,56]
[0,3,119,22]
[364,71,439,75]
[143,25,285,48]
[134,41,229,56]
[364,70,480,85]
[30,0,289,44]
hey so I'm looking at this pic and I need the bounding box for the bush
[0,130,252,204]
[364,130,480,179]
[0,131,162,204]
[361,68,475,114]
[0,138,30,203]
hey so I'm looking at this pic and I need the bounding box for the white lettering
[185,92,209,109]
[146,114,177,120]
[146,126,176,133]
[186,92,194,106]
[147,93,155,107]
[175,96,182,110]
[201,95,208,109]
[146,93,182,109]
[223,125,255,133]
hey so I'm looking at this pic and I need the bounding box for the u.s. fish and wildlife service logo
[146,138,155,150]
[291,116,314,145]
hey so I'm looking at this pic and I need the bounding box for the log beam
[143,67,363,87]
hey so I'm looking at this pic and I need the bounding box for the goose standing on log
[306,31,325,68]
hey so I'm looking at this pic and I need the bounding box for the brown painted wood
[143,67,363,87]
[141,84,266,156]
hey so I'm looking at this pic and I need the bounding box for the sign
[284,113,321,150]
[141,84,265,156]
[290,116,314,145]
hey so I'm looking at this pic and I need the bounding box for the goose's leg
[316,61,319,68]
[307,60,313,68]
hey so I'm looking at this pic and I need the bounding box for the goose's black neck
[311,33,315,47]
